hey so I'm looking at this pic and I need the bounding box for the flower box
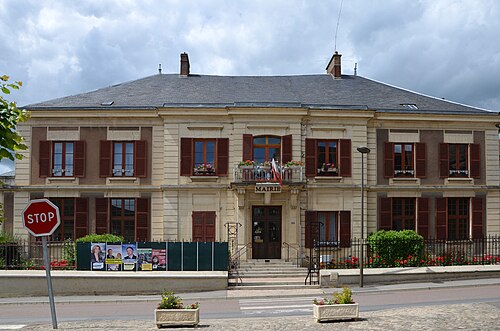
[155,308,199,327]
[313,303,359,322]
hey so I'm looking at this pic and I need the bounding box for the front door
[252,206,281,259]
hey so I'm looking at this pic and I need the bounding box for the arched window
[253,136,281,164]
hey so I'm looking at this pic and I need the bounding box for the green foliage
[0,203,5,225]
[0,75,28,161]
[368,230,424,267]
[313,287,354,305]
[75,233,124,243]
[62,239,76,266]
[0,231,16,244]
[157,289,199,309]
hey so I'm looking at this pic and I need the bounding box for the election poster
[137,248,153,271]
[122,243,137,271]
[105,244,122,271]
[90,242,106,271]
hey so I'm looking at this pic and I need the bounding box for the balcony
[233,165,303,184]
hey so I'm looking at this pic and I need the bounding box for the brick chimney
[180,52,190,76]
[326,51,342,79]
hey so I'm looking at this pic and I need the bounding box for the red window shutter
[304,211,318,248]
[415,143,426,178]
[135,198,149,242]
[75,198,88,239]
[180,138,193,176]
[471,197,484,239]
[339,139,351,177]
[339,211,351,248]
[99,141,112,177]
[379,197,392,230]
[204,211,216,242]
[439,143,449,178]
[305,139,317,177]
[39,141,51,177]
[192,211,204,242]
[470,143,480,179]
[384,142,394,178]
[242,134,253,161]
[74,141,86,177]
[435,197,447,240]
[134,140,147,178]
[281,135,292,164]
[95,198,108,234]
[216,138,229,176]
[417,197,429,239]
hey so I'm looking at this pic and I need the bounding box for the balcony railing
[233,165,303,183]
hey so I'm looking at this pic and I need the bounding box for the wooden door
[252,206,281,259]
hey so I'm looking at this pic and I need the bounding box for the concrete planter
[154,308,199,328]
[313,303,359,322]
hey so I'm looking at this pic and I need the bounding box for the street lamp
[357,146,370,288]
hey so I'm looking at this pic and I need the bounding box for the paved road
[0,283,499,329]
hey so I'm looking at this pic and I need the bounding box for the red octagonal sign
[22,199,61,237]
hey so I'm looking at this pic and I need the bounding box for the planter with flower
[155,289,200,327]
[313,287,358,322]
[284,160,303,168]
[194,163,215,176]
[318,163,337,175]
[238,160,256,169]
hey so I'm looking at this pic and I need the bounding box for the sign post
[22,199,61,329]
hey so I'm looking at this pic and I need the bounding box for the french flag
[271,159,282,186]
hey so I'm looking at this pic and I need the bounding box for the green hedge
[75,233,125,243]
[368,230,424,267]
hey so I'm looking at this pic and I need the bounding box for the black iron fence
[310,236,500,269]
[0,240,74,270]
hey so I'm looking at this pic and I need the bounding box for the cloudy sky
[1,0,500,111]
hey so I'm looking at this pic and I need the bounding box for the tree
[0,75,28,161]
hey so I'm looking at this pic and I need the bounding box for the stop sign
[22,199,61,237]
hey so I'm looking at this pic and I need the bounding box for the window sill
[445,177,474,185]
[314,176,342,182]
[46,177,79,185]
[389,177,420,185]
[106,177,139,185]
[190,175,219,182]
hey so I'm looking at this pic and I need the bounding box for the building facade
[3,52,500,260]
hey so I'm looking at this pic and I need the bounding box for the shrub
[157,289,199,310]
[313,287,354,305]
[75,234,124,243]
[368,230,424,267]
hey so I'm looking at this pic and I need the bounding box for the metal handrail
[228,243,252,286]
[282,242,301,266]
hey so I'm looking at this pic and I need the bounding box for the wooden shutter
[204,211,216,242]
[471,197,484,239]
[305,138,317,177]
[74,141,86,177]
[192,211,215,242]
[281,135,292,164]
[135,198,149,241]
[134,140,147,178]
[379,197,392,230]
[439,143,449,178]
[339,211,351,248]
[99,141,112,177]
[39,141,51,177]
[339,139,351,177]
[74,198,88,239]
[192,212,204,242]
[216,138,229,176]
[435,197,447,240]
[304,211,318,248]
[415,143,426,178]
[242,134,253,161]
[384,142,394,178]
[180,138,193,176]
[95,198,109,234]
[469,143,481,179]
[417,197,429,239]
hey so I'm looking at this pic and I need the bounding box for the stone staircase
[228,259,318,290]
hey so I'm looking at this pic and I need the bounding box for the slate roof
[26,74,495,115]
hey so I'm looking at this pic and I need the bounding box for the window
[317,141,338,175]
[192,211,216,242]
[305,139,351,177]
[113,142,134,176]
[449,144,468,177]
[253,136,281,163]
[49,198,88,241]
[318,212,337,244]
[447,198,469,240]
[392,198,415,230]
[110,199,136,242]
[394,144,414,177]
[193,140,216,175]
[53,142,74,176]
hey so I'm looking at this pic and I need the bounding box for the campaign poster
[122,243,137,271]
[90,243,105,271]
[152,248,167,271]
[137,248,153,271]
[105,244,122,271]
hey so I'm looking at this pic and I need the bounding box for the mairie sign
[255,183,282,193]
